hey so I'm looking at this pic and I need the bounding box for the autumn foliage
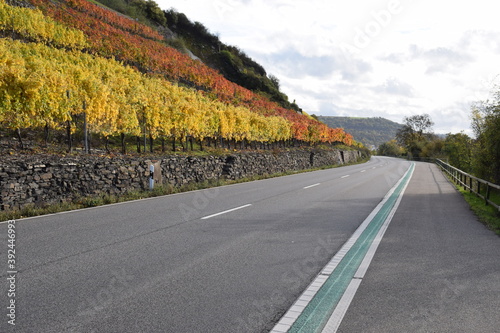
[0,0,353,148]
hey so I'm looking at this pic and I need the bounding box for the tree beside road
[379,91,500,185]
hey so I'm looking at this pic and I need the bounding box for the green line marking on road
[286,163,415,333]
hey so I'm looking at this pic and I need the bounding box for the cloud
[423,47,474,74]
[158,0,500,134]
[318,102,372,117]
[261,48,338,79]
[381,43,474,74]
[459,30,500,55]
[373,77,414,96]
[411,45,474,74]
[254,46,372,82]
[427,102,474,135]
[339,57,373,81]
[378,52,406,64]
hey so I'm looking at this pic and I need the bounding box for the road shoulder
[338,162,500,333]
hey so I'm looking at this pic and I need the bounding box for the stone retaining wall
[0,149,363,210]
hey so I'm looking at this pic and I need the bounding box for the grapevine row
[63,0,164,41]
[0,0,86,49]
[26,0,353,145]
[0,38,292,148]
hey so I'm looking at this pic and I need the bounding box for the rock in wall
[0,149,363,211]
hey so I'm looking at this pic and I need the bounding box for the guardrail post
[485,183,490,206]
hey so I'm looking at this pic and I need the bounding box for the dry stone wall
[0,149,363,211]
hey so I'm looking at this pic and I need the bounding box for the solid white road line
[304,183,321,189]
[270,163,415,333]
[200,204,252,220]
[321,163,415,333]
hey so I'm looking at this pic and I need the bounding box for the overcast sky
[155,0,500,134]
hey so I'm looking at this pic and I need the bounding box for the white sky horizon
[155,0,500,135]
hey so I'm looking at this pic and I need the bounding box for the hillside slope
[0,0,354,153]
[318,116,402,148]
[94,0,301,112]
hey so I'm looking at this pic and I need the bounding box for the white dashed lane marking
[201,204,252,220]
[304,183,321,189]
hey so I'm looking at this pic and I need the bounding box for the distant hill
[317,117,402,148]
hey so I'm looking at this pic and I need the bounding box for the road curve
[5,157,479,333]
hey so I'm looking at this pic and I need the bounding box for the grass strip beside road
[457,187,500,235]
[438,169,500,236]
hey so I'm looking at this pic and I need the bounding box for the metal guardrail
[436,159,500,211]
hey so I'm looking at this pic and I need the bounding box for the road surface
[337,161,500,333]
[1,157,498,332]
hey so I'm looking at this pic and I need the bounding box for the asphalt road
[1,157,498,332]
[337,162,500,333]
